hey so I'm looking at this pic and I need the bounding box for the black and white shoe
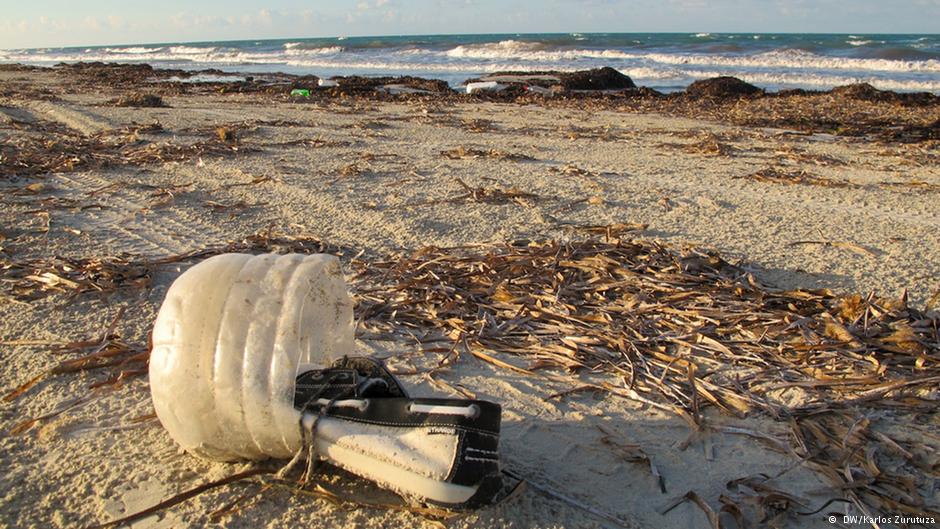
[292,357,502,509]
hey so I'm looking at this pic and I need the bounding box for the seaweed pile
[737,167,853,188]
[351,238,940,523]
[0,118,249,179]
[3,230,939,524]
[0,232,341,302]
[6,63,938,143]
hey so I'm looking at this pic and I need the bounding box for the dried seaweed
[1,256,153,301]
[878,180,940,193]
[87,468,273,529]
[460,118,497,133]
[597,424,666,493]
[350,237,940,520]
[448,177,539,206]
[215,126,237,143]
[0,232,339,302]
[547,164,605,193]
[659,133,736,156]
[736,167,854,188]
[441,146,533,161]
[4,223,939,521]
[108,93,167,108]
[658,490,720,529]
[566,222,648,240]
[204,200,268,212]
[3,309,147,414]
[769,144,846,167]
[267,137,352,149]
[16,63,935,143]
[1,123,251,179]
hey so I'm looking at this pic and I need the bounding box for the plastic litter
[150,253,502,508]
[290,88,311,97]
[465,81,507,94]
[318,79,338,88]
[525,85,555,96]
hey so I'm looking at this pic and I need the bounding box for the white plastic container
[318,78,338,88]
[150,253,481,505]
[150,253,355,461]
[525,85,554,96]
[465,81,507,94]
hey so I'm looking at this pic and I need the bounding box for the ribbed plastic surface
[149,253,355,461]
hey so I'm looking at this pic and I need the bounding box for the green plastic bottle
[290,88,311,98]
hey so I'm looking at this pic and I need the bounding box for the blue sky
[1,1,938,49]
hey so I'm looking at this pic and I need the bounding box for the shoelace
[279,361,483,485]
[277,370,361,484]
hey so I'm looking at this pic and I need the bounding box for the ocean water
[2,33,939,93]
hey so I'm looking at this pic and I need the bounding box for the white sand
[2,72,939,528]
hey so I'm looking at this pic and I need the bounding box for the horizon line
[6,30,939,52]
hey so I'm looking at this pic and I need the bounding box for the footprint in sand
[101,478,180,529]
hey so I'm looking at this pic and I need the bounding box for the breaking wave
[2,33,938,93]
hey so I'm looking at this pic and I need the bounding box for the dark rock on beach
[466,67,635,92]
[326,76,453,94]
[110,93,167,108]
[830,83,890,102]
[830,83,938,107]
[559,67,636,90]
[684,76,763,99]
[56,62,158,85]
[289,75,321,90]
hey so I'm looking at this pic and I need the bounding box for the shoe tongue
[331,357,409,398]
[293,368,360,410]
[293,357,409,411]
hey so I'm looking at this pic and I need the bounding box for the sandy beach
[1,65,939,529]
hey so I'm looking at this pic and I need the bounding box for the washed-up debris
[222,175,274,188]
[465,81,508,94]
[441,146,533,161]
[0,232,339,302]
[449,177,539,206]
[561,67,635,91]
[566,222,648,240]
[2,308,147,420]
[0,256,153,301]
[768,144,846,167]
[684,76,763,99]
[831,83,939,107]
[109,93,167,108]
[204,199,267,212]
[736,167,853,187]
[597,425,665,493]
[399,177,539,208]
[9,63,935,143]
[459,118,497,133]
[351,238,940,521]
[878,179,940,193]
[4,230,939,522]
[323,75,452,95]
[659,132,735,156]
[215,126,237,144]
[267,137,353,149]
[1,119,250,179]
[468,67,635,91]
